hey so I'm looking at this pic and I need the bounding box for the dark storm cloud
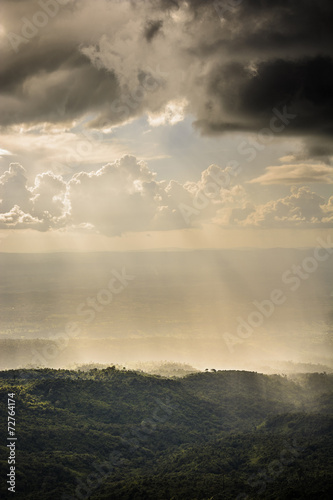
[144,20,163,42]
[197,56,333,135]
[0,47,119,126]
[0,0,122,126]
[185,0,333,136]
[0,0,332,138]
[306,138,333,162]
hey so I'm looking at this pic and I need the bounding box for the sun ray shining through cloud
[0,0,332,426]
[0,4,333,497]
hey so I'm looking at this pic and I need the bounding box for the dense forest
[0,368,332,499]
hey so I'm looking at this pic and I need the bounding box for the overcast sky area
[0,0,332,251]
[0,1,333,370]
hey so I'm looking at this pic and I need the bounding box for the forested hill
[0,369,332,499]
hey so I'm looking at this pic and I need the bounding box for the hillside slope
[0,369,332,499]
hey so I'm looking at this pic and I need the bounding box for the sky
[0,0,333,252]
[0,0,333,371]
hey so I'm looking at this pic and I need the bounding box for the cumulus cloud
[249,163,333,185]
[1,0,332,140]
[67,156,244,234]
[232,186,333,228]
[0,163,31,213]
[0,205,43,230]
[0,156,244,233]
[0,163,68,230]
[31,172,67,218]
[68,155,162,235]
[1,157,333,233]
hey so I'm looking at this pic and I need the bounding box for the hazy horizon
[1,248,332,372]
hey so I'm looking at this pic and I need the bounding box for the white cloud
[249,163,333,185]
[0,156,241,234]
[0,163,31,213]
[232,186,333,228]
[0,163,68,230]
[68,155,163,235]
[31,172,67,218]
[147,99,188,126]
[0,148,12,156]
[1,157,333,234]
[0,205,44,230]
